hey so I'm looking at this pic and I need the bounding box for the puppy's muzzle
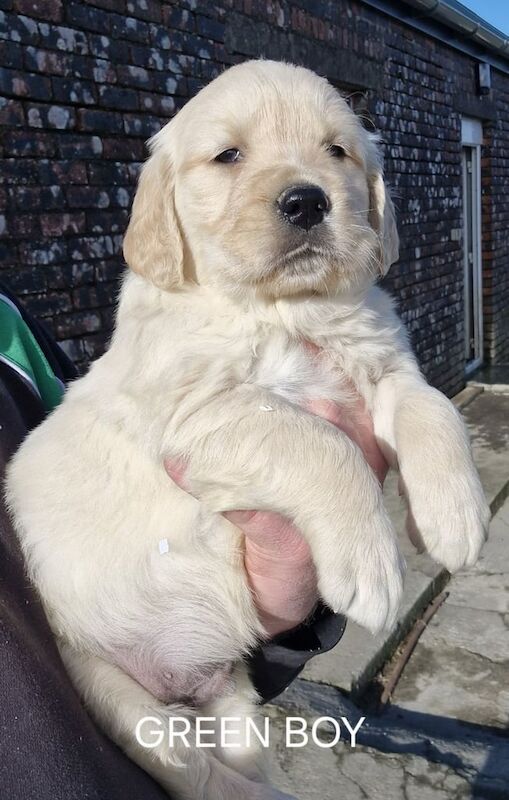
[277,184,330,231]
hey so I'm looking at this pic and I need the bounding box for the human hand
[165,383,389,637]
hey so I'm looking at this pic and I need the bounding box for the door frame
[461,117,483,374]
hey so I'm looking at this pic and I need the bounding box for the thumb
[164,457,257,526]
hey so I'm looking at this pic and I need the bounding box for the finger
[164,457,191,491]
[164,458,300,545]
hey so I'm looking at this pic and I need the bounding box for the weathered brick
[8,213,41,237]
[86,208,128,233]
[0,67,51,99]
[54,309,102,336]
[38,24,89,54]
[4,265,47,294]
[52,75,97,104]
[46,260,95,289]
[40,211,86,236]
[3,129,58,156]
[11,184,65,210]
[24,46,70,75]
[2,13,40,44]
[56,133,103,158]
[98,84,139,111]
[27,103,76,129]
[196,14,225,42]
[77,107,124,133]
[64,2,112,33]
[0,96,24,126]
[0,39,23,68]
[125,0,161,23]
[38,159,88,184]
[14,0,62,21]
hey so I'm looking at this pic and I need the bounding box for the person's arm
[165,385,389,703]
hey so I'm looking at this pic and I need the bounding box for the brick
[40,211,86,236]
[24,46,70,75]
[11,184,65,210]
[8,213,41,237]
[18,238,67,265]
[14,0,63,20]
[52,76,97,104]
[27,103,76,129]
[0,67,51,100]
[97,84,139,111]
[66,185,112,208]
[125,0,161,22]
[3,129,58,156]
[0,97,24,126]
[101,136,145,160]
[57,133,103,158]
[162,6,195,33]
[38,159,88,184]
[54,309,102,336]
[64,2,112,33]
[86,208,128,233]
[88,32,128,61]
[0,39,23,68]
[46,261,95,289]
[4,265,47,294]
[122,112,162,137]
[38,24,89,54]
[77,107,124,133]
[27,291,73,317]
[2,13,40,44]
[196,15,225,42]
[110,14,149,43]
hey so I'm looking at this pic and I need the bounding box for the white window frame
[461,118,483,374]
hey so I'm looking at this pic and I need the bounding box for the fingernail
[224,510,257,525]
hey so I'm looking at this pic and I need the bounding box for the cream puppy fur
[6,60,489,800]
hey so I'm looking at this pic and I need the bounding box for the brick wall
[1,0,508,394]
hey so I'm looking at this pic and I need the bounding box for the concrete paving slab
[393,498,509,730]
[268,677,509,799]
[392,639,509,729]
[267,704,474,800]
[300,389,509,696]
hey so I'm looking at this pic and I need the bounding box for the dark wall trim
[453,94,497,121]
[361,0,509,76]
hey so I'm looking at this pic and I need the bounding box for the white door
[461,118,483,373]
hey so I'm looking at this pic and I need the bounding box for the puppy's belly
[7,407,261,696]
[114,650,235,706]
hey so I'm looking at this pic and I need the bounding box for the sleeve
[0,332,168,799]
[248,604,347,703]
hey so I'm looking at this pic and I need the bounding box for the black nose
[277,184,330,230]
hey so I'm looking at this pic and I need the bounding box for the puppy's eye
[215,148,241,163]
[328,144,346,159]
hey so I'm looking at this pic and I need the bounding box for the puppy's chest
[247,334,365,408]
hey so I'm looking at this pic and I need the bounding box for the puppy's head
[124,60,398,298]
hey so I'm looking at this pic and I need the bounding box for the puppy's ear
[123,145,184,290]
[366,139,399,275]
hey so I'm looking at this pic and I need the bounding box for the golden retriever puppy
[6,60,489,799]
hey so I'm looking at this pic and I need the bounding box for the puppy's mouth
[270,242,334,275]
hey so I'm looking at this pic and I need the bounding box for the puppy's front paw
[404,468,490,573]
[317,506,405,634]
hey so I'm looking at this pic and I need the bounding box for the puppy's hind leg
[59,643,295,800]
[201,663,268,783]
